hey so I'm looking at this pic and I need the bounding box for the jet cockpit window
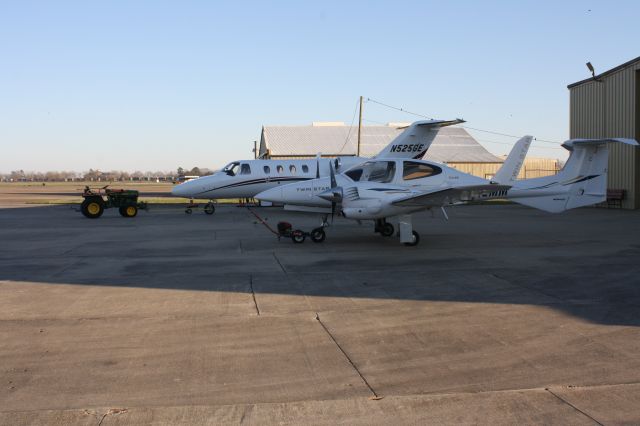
[402,161,442,180]
[289,165,297,174]
[222,162,240,176]
[263,165,271,174]
[345,161,396,183]
[302,165,309,173]
[240,164,251,175]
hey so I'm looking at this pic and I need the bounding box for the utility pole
[357,96,363,157]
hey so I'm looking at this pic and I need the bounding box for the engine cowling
[341,200,383,219]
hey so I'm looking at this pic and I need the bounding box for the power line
[476,138,564,151]
[463,126,560,145]
[365,97,562,145]
[365,98,434,120]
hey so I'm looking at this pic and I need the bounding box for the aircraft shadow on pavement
[0,205,639,327]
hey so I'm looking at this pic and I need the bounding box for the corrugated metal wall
[569,61,640,209]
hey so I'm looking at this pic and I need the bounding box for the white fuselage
[256,158,488,219]
[171,157,366,199]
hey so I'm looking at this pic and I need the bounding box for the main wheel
[403,231,420,247]
[120,205,138,218]
[81,198,104,219]
[204,203,215,215]
[310,227,326,243]
[185,208,192,214]
[291,230,306,244]
[380,222,394,237]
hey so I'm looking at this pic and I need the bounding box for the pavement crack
[272,252,287,274]
[545,388,603,426]
[249,274,260,316]
[314,312,380,400]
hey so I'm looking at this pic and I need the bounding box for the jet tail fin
[375,119,465,159]
[493,136,533,184]
[509,138,638,212]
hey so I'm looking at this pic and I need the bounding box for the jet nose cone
[255,187,283,203]
[171,182,190,198]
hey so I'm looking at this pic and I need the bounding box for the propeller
[318,161,343,222]
[315,153,321,178]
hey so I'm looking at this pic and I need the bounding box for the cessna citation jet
[256,132,638,246]
[170,119,464,211]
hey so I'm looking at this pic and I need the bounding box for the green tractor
[81,186,148,219]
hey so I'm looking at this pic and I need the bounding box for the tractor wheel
[204,203,215,215]
[380,223,394,237]
[403,231,420,247]
[120,205,138,218]
[291,230,306,244]
[310,228,326,243]
[81,198,104,219]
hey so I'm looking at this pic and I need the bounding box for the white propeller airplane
[255,130,638,245]
[170,119,464,213]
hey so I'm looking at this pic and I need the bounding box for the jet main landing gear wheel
[403,231,420,247]
[204,203,215,215]
[310,227,326,243]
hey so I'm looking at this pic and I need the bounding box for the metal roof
[567,56,640,89]
[260,125,503,163]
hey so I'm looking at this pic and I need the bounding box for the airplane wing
[392,184,512,207]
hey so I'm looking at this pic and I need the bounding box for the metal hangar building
[258,122,558,180]
[568,56,640,209]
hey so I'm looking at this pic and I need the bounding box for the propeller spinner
[318,161,343,221]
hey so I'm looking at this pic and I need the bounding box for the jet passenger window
[289,165,297,174]
[263,165,270,174]
[240,164,251,175]
[402,161,441,180]
[302,165,309,173]
[276,165,284,173]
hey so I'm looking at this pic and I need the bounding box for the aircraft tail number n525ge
[255,132,638,246]
[170,119,464,202]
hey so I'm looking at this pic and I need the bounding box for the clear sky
[1,0,638,173]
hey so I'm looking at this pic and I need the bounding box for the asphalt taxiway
[1,204,639,425]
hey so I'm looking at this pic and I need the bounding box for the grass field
[0,181,241,206]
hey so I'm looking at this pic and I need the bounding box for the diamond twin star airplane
[255,125,638,246]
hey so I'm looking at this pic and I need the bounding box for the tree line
[0,167,213,182]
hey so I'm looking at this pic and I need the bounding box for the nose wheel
[204,202,215,215]
[310,227,326,243]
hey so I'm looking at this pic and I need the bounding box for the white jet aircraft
[256,134,638,245]
[170,119,464,213]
